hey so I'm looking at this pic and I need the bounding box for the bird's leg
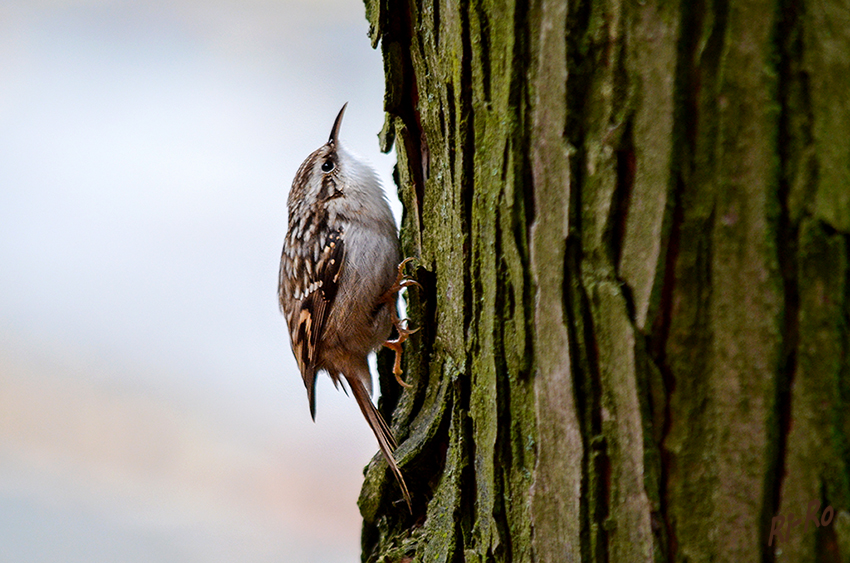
[384,316,419,387]
[380,257,421,388]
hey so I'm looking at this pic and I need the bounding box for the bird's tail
[346,373,412,512]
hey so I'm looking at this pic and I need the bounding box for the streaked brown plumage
[278,104,415,510]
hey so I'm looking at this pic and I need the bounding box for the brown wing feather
[282,227,345,420]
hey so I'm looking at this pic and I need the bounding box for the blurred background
[0,1,399,561]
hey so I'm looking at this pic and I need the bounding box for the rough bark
[358,0,850,561]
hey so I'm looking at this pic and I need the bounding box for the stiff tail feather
[347,374,412,512]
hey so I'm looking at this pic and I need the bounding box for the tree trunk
[358,0,850,561]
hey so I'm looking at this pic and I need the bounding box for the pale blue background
[0,1,399,561]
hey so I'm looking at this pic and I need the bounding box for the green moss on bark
[359,0,850,561]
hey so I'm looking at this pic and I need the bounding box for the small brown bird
[278,104,417,510]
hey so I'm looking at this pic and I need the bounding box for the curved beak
[328,102,348,144]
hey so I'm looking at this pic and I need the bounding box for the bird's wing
[280,227,345,419]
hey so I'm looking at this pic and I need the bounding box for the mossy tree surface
[358,0,850,561]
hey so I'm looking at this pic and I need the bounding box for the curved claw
[397,258,421,290]
[397,256,417,271]
[396,318,420,336]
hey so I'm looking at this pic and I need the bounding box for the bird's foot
[383,318,419,388]
[379,257,421,303]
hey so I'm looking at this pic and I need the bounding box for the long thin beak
[329,102,348,144]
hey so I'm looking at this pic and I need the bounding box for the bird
[278,103,418,511]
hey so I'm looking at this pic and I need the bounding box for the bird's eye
[321,160,335,173]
